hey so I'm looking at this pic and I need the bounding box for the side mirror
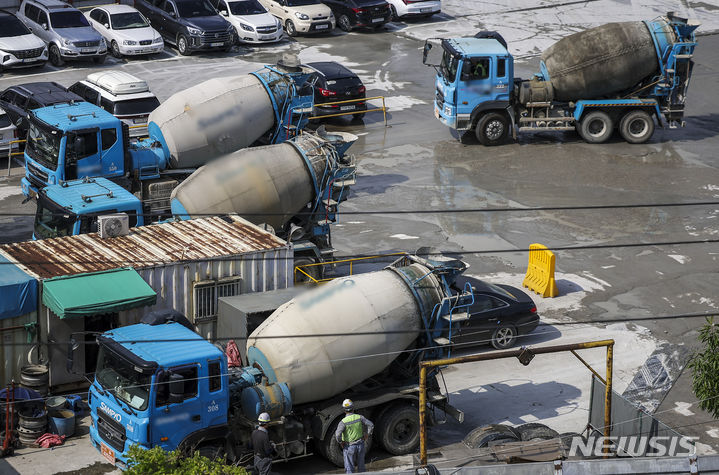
[169,10,176,17]
[66,337,78,373]
[168,372,184,404]
[422,42,431,64]
[220,9,228,16]
[42,23,48,30]
[104,23,110,29]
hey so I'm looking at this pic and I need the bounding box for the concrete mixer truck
[423,13,700,145]
[21,62,315,202]
[31,130,357,268]
[86,254,475,469]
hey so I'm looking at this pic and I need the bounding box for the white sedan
[85,4,164,58]
[212,0,283,44]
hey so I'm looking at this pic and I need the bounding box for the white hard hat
[258,412,271,424]
[342,399,353,410]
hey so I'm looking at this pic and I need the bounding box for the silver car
[0,107,19,156]
[17,0,107,67]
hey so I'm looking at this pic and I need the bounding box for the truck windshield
[33,197,76,239]
[26,122,62,170]
[439,49,459,83]
[96,345,151,411]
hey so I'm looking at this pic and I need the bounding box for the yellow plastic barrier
[522,243,558,298]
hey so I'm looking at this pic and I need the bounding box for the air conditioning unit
[98,214,130,239]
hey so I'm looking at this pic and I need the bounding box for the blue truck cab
[430,37,513,133]
[33,177,144,240]
[89,322,229,470]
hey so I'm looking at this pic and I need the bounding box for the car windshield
[324,77,362,90]
[286,0,319,6]
[175,0,217,18]
[95,345,152,411]
[482,282,518,301]
[110,12,149,29]
[439,49,459,83]
[113,97,161,116]
[25,122,61,170]
[50,10,91,28]
[0,113,11,128]
[0,15,32,37]
[227,0,266,15]
[33,197,75,239]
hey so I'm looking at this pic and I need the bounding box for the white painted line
[673,401,695,416]
[668,254,689,264]
[390,234,419,240]
[707,429,719,439]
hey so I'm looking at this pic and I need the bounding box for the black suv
[322,0,390,31]
[135,0,234,55]
[0,82,83,138]
[306,61,367,120]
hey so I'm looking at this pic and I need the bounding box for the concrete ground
[2,0,719,473]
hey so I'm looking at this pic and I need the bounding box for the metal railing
[309,96,388,126]
[128,124,149,139]
[293,251,409,284]
[5,139,25,176]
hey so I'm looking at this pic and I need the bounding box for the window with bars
[192,277,241,322]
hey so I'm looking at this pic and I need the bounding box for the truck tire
[321,418,346,467]
[491,324,516,349]
[177,35,191,56]
[197,443,225,461]
[475,112,509,146]
[294,257,321,284]
[619,110,654,144]
[578,110,613,144]
[515,423,559,441]
[464,424,519,449]
[377,403,420,455]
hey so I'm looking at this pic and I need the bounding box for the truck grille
[27,162,49,187]
[436,88,444,108]
[73,40,100,48]
[139,39,153,45]
[9,47,45,59]
[97,413,126,452]
[198,31,232,45]
[256,26,277,34]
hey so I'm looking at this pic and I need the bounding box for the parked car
[386,0,440,19]
[210,0,283,44]
[17,0,107,66]
[0,9,48,71]
[135,0,234,55]
[322,0,390,32]
[450,276,539,350]
[306,61,366,120]
[0,82,83,138]
[69,72,160,138]
[0,106,20,154]
[85,4,163,58]
[258,0,334,37]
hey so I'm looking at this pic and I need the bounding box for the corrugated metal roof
[0,215,288,280]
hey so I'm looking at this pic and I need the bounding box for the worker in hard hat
[251,412,275,475]
[335,399,374,473]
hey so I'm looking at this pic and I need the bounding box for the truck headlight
[444,105,452,115]
[187,27,202,35]
[294,12,309,20]
[123,40,137,45]
[240,23,254,32]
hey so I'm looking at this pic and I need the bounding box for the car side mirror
[168,372,184,404]
[220,9,227,16]
[169,10,176,17]
[104,23,110,29]
[42,23,48,30]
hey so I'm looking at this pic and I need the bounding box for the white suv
[386,0,440,19]
[69,72,160,138]
[0,9,47,71]
[258,0,334,37]
[211,0,283,44]
[85,4,163,58]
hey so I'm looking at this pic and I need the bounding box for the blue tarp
[0,255,38,320]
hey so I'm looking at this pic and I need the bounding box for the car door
[92,9,112,42]
[455,293,508,345]
[265,0,283,21]
[0,91,25,126]
[161,0,180,41]
[145,0,165,34]
[34,8,51,43]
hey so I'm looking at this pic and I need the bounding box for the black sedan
[305,61,367,120]
[448,276,539,350]
[322,0,391,31]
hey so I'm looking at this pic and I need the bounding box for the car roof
[0,9,20,18]
[92,4,139,13]
[28,0,77,10]
[455,275,533,303]
[7,82,82,105]
[306,61,358,80]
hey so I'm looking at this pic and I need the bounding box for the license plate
[101,443,115,465]
[434,107,439,119]
[211,42,224,47]
[372,17,384,23]
[315,24,328,30]
[420,7,432,12]
[261,35,274,39]
[81,48,95,53]
[340,105,355,111]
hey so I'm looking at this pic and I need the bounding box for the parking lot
[2,0,719,473]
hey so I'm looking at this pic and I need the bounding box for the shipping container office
[0,215,293,389]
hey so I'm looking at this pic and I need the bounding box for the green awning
[43,268,157,319]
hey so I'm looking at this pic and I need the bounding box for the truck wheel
[377,403,420,455]
[515,423,559,441]
[197,443,225,461]
[464,424,519,448]
[177,35,191,56]
[294,257,321,284]
[619,110,654,144]
[322,419,346,467]
[475,112,509,146]
[285,20,297,37]
[49,44,64,67]
[579,110,613,144]
[491,324,516,349]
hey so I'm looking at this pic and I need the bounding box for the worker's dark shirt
[251,426,273,457]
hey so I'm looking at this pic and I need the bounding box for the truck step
[441,312,470,323]
[525,102,551,108]
[433,337,451,346]
[322,198,338,208]
[674,54,693,59]
[333,178,356,187]
[319,247,337,255]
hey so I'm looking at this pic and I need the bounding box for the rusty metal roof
[0,215,288,280]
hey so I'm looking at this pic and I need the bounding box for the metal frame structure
[418,339,615,466]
